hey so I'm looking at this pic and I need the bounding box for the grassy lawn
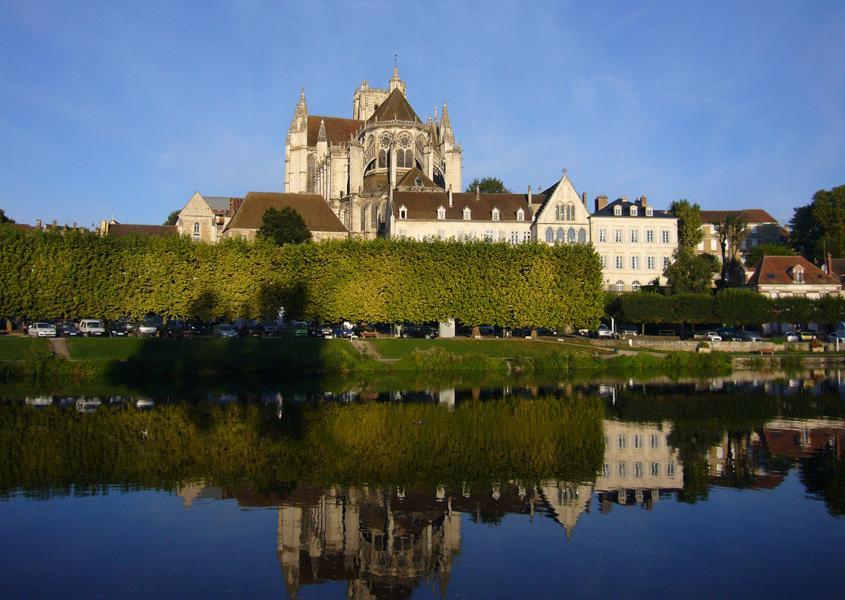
[0,336,48,360]
[370,338,595,360]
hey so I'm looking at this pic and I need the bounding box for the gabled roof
[367,88,420,123]
[306,116,363,146]
[392,191,544,222]
[224,192,346,233]
[700,209,778,224]
[396,167,441,191]
[592,198,674,219]
[828,258,845,277]
[203,196,238,213]
[107,224,178,238]
[746,255,838,286]
[362,172,390,194]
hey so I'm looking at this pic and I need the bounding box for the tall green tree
[790,184,845,262]
[664,249,718,294]
[163,210,180,226]
[669,199,704,251]
[257,207,312,245]
[744,243,796,267]
[714,214,748,284]
[465,177,510,193]
[0,209,14,224]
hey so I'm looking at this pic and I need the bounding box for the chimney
[448,185,453,208]
[639,195,647,207]
[594,196,609,212]
[527,185,533,209]
[475,186,480,201]
[35,219,42,229]
[621,195,628,204]
[581,191,587,207]
[828,252,834,275]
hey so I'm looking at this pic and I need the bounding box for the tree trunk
[471,325,480,338]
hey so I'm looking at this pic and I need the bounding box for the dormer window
[437,206,446,220]
[516,208,525,222]
[630,206,638,216]
[463,207,471,220]
[645,207,654,217]
[415,177,423,187]
[399,205,408,220]
[492,208,500,221]
[613,205,622,216]
[791,265,804,283]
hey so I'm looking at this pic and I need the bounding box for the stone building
[745,255,841,299]
[590,196,678,291]
[175,192,242,243]
[222,192,347,241]
[697,209,784,261]
[283,66,462,239]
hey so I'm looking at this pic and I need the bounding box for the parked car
[694,331,722,342]
[213,323,238,338]
[137,315,163,337]
[402,325,437,339]
[799,331,817,341]
[595,324,613,338]
[618,324,639,337]
[716,328,740,341]
[56,320,82,337]
[260,322,280,336]
[184,320,206,336]
[288,321,309,337]
[736,330,763,342]
[27,322,57,337]
[785,331,801,342]
[316,324,335,339]
[827,331,845,343]
[358,324,378,338]
[475,325,499,337]
[164,320,186,338]
[78,319,106,336]
[107,321,129,337]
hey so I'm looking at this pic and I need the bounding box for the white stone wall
[391,218,532,243]
[598,420,682,492]
[177,192,218,243]
[590,215,678,290]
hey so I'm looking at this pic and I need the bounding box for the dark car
[402,325,437,339]
[736,330,763,342]
[184,320,207,336]
[55,320,82,337]
[164,320,186,338]
[108,321,129,337]
[476,325,499,338]
[716,328,740,341]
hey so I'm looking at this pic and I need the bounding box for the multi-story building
[590,196,678,291]
[745,255,841,299]
[175,192,241,243]
[697,209,784,260]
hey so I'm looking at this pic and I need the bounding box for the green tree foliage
[0,228,604,329]
[0,209,14,224]
[714,289,773,327]
[744,243,796,268]
[790,184,845,262]
[618,293,669,333]
[257,207,312,245]
[774,296,816,328]
[669,199,704,250]
[465,177,511,194]
[163,210,180,226]
[664,249,718,294]
[713,214,748,283]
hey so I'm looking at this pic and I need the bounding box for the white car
[78,319,106,336]
[595,324,613,338]
[28,322,57,337]
[705,331,722,342]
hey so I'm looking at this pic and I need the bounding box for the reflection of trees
[799,445,845,516]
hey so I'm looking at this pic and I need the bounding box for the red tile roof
[746,255,839,286]
[225,192,346,233]
[700,209,778,224]
[306,116,363,146]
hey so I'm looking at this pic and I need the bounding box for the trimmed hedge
[0,227,604,329]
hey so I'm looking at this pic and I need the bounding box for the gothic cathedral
[283,67,462,238]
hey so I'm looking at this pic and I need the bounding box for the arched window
[567,227,576,243]
[360,205,368,231]
[492,208,500,221]
[614,280,625,292]
[437,206,446,220]
[399,205,407,220]
[556,227,564,242]
[371,204,379,229]
[405,149,413,167]
[378,150,386,168]
[545,227,554,243]
[192,222,200,239]
[555,204,562,220]
[463,207,471,220]
[395,151,404,168]
[632,280,641,291]
[565,204,575,221]
[516,208,524,222]
[578,228,586,243]
[307,155,316,192]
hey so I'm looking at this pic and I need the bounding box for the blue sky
[1,0,843,227]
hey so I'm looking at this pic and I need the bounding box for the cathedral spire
[295,87,307,117]
[388,57,406,95]
[290,87,308,133]
[317,118,327,142]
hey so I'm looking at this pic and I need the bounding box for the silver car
[27,322,57,337]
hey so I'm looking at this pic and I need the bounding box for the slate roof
[396,167,441,190]
[367,88,420,123]
[107,224,178,237]
[392,191,544,221]
[306,116,363,146]
[700,209,778,224]
[225,192,346,233]
[746,255,838,286]
[203,196,239,213]
[591,198,674,219]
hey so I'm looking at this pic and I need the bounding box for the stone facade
[697,209,785,262]
[590,196,678,291]
[284,67,462,239]
[175,192,241,243]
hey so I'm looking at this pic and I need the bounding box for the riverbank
[0,335,736,389]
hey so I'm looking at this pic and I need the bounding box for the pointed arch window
[360,204,368,231]
[399,205,408,220]
[545,227,554,243]
[463,207,471,220]
[437,206,446,220]
[516,208,525,222]
[578,228,587,243]
[492,208,500,221]
[378,150,386,168]
[556,227,565,243]
[565,204,575,221]
[192,222,200,240]
[371,204,379,229]
[567,227,576,243]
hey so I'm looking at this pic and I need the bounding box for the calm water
[1,373,844,598]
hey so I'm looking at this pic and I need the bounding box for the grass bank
[0,336,732,389]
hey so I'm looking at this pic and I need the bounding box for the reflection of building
[597,420,682,508]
